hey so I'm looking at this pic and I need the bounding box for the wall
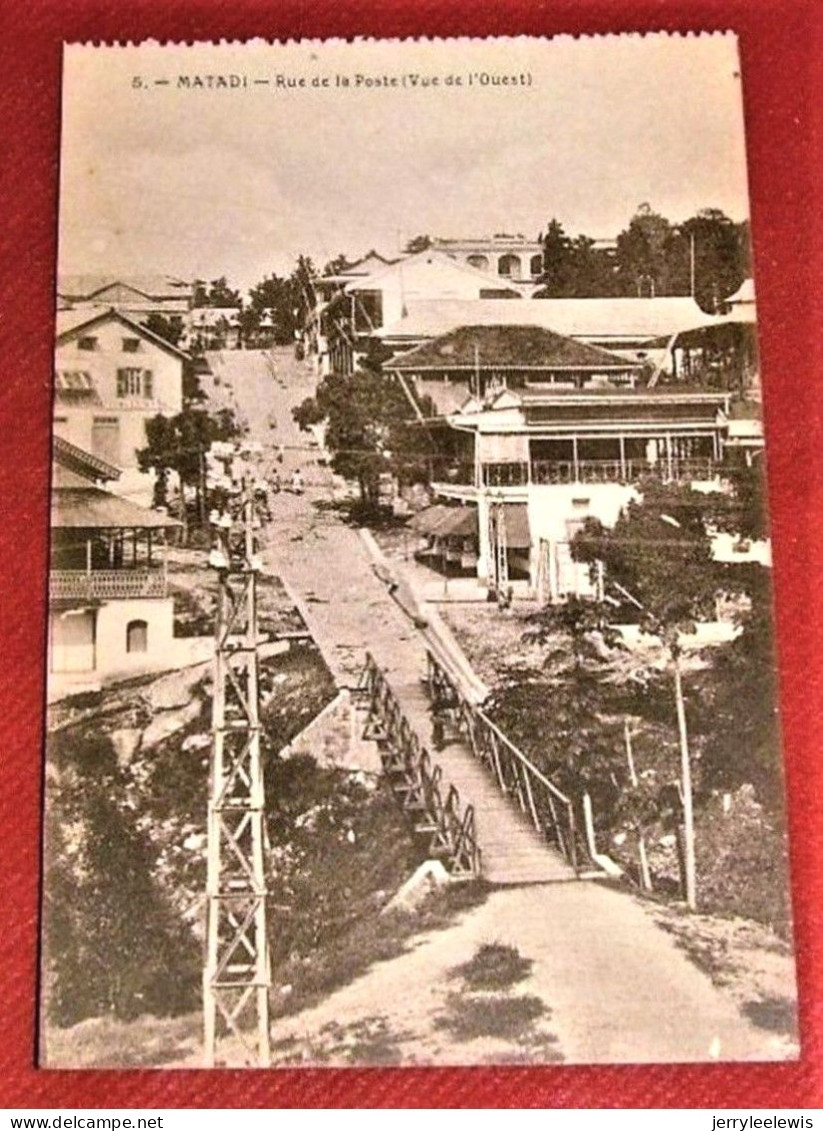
[48,597,175,685]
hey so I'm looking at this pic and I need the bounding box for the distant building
[432,235,545,283]
[377,295,718,369]
[48,437,179,697]
[388,323,643,417]
[57,274,193,319]
[306,249,527,376]
[54,307,188,505]
[184,306,242,351]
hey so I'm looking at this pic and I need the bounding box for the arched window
[467,254,489,271]
[498,254,521,278]
[530,253,544,277]
[126,619,148,654]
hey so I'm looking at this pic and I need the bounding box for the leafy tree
[137,405,240,531]
[539,219,574,295]
[43,733,198,1026]
[615,203,676,297]
[673,208,749,312]
[144,312,185,348]
[193,277,242,308]
[292,341,423,506]
[571,481,728,908]
[404,234,432,254]
[323,254,354,277]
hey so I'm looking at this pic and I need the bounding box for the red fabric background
[0,0,820,1108]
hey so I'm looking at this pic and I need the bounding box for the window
[122,337,140,353]
[77,336,98,351]
[91,417,121,463]
[126,620,148,654]
[117,368,154,398]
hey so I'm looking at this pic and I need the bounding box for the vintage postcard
[41,33,797,1069]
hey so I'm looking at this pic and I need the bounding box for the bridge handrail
[426,647,579,873]
[473,706,572,808]
[359,652,480,879]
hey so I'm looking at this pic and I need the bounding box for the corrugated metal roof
[411,505,477,537]
[53,436,121,482]
[51,487,179,529]
[380,297,718,342]
[58,274,191,300]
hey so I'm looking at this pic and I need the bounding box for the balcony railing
[531,457,718,485]
[431,457,720,490]
[50,569,168,601]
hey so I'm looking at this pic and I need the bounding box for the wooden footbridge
[357,649,590,885]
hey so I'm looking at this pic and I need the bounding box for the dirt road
[207,349,794,1066]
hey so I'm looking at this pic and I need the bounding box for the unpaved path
[269,884,792,1066]
[211,349,794,1066]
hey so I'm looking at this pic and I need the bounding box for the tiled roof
[390,325,640,372]
[379,297,717,342]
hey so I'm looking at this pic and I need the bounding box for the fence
[358,653,480,880]
[426,649,581,873]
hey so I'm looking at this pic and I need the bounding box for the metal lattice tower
[204,445,271,1067]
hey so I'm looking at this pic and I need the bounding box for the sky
[59,34,750,292]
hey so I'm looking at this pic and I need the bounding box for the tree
[137,405,240,532]
[43,733,198,1025]
[539,219,574,295]
[193,277,242,308]
[404,234,432,254]
[144,312,185,348]
[672,209,749,312]
[571,481,726,909]
[292,342,422,507]
[615,203,676,297]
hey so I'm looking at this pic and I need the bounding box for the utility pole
[673,649,697,911]
[203,440,271,1067]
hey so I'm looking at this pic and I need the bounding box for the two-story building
[54,307,188,505]
[389,322,736,601]
[431,235,545,283]
[432,384,731,600]
[307,249,528,376]
[48,436,179,698]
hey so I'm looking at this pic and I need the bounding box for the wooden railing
[426,649,580,874]
[50,568,168,601]
[357,654,480,880]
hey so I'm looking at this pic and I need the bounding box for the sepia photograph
[41,33,797,1069]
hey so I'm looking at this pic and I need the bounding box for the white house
[431,235,545,282]
[308,249,528,376]
[54,307,188,505]
[428,383,732,601]
[48,437,179,699]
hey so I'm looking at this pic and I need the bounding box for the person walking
[290,468,304,495]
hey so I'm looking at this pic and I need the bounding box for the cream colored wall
[48,597,174,681]
[56,318,183,414]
